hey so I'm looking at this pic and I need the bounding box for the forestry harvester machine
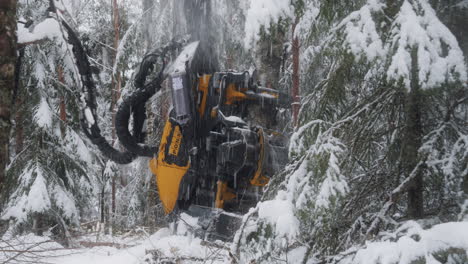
[66,22,290,239]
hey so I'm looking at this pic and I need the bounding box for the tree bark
[173,0,185,39]
[57,66,67,138]
[14,96,23,154]
[142,0,154,50]
[183,0,217,72]
[463,172,468,195]
[111,0,121,145]
[291,18,300,128]
[99,167,107,235]
[110,0,120,231]
[0,0,17,194]
[404,48,424,219]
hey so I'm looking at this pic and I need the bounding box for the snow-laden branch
[338,221,468,264]
[336,0,467,91]
[365,159,426,237]
[243,0,293,49]
[17,18,62,46]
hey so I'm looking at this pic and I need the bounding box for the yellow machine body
[149,120,190,214]
[197,74,211,117]
[250,128,270,187]
[150,72,287,215]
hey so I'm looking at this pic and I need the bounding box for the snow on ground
[0,227,232,264]
[337,221,468,264]
[3,220,468,263]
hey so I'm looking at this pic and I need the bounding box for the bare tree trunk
[57,66,67,138]
[100,186,106,223]
[110,0,121,233]
[14,96,23,154]
[183,0,217,72]
[291,18,300,128]
[0,0,17,194]
[59,96,66,136]
[98,168,106,237]
[111,0,121,145]
[463,173,468,195]
[173,0,185,38]
[146,173,158,232]
[142,0,154,50]
[404,48,424,219]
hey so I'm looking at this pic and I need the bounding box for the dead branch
[17,39,47,48]
[78,241,130,249]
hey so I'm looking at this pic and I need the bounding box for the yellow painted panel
[149,120,190,214]
[169,125,182,156]
[215,180,236,209]
[225,83,247,105]
[197,75,211,117]
[250,128,269,187]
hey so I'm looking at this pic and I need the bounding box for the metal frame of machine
[61,17,290,238]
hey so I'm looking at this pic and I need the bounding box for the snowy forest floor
[0,227,234,264]
[3,219,468,264]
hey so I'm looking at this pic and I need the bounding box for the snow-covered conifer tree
[1,0,100,241]
[234,0,468,263]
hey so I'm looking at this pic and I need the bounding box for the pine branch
[365,159,426,238]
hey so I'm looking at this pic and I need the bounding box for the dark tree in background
[0,0,17,195]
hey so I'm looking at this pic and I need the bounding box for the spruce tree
[235,0,467,262]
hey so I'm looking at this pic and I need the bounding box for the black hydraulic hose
[60,20,137,164]
[134,54,159,89]
[132,102,146,143]
[130,52,165,146]
[115,86,157,157]
[115,68,165,157]
[115,41,186,158]
[50,1,187,163]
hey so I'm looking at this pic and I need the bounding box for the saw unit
[71,35,290,240]
[148,42,289,216]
